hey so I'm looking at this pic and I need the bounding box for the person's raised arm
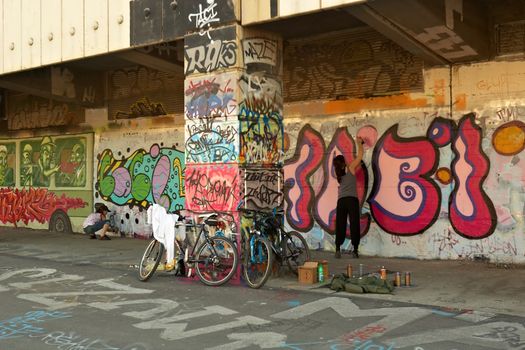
[348,137,364,175]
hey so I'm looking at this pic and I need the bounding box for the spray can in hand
[318,263,324,283]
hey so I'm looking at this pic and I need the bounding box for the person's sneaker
[99,235,111,240]
[334,251,341,259]
[89,234,96,239]
[352,251,359,258]
[157,263,166,271]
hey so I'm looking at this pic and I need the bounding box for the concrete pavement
[1,227,523,317]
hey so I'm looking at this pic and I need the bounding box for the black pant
[335,197,360,251]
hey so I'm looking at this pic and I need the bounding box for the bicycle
[239,207,310,289]
[138,210,239,286]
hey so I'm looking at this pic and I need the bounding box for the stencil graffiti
[243,168,283,210]
[185,118,238,163]
[0,188,86,225]
[184,75,238,119]
[185,164,239,212]
[97,144,185,213]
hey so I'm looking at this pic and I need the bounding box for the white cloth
[146,204,179,263]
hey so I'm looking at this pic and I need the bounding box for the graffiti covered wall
[95,127,185,238]
[283,61,525,263]
[0,134,93,231]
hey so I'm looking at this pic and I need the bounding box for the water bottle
[318,263,324,283]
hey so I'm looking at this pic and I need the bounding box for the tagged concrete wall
[282,61,525,263]
[93,120,185,238]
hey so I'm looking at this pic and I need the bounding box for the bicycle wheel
[242,235,273,289]
[195,236,238,286]
[285,231,310,275]
[138,239,164,282]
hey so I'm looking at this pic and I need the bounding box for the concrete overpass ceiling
[246,9,367,40]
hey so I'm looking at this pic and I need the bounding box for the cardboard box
[298,261,318,284]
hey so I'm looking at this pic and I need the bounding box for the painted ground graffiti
[96,144,185,213]
[0,188,86,225]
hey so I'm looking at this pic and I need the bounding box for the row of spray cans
[347,264,412,287]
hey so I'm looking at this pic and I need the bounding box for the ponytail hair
[333,155,346,183]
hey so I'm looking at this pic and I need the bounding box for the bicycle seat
[200,213,219,227]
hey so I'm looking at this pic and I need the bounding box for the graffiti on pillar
[239,72,283,165]
[185,164,239,212]
[239,114,283,165]
[243,38,278,66]
[243,167,283,210]
[188,0,221,40]
[284,125,370,237]
[96,144,185,212]
[184,73,238,119]
[184,26,238,75]
[0,188,86,225]
[185,118,238,163]
[0,143,15,187]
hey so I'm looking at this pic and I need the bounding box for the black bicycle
[138,211,238,286]
[239,207,310,289]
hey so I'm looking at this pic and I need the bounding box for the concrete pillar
[183,23,284,221]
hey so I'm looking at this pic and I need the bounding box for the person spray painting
[332,136,364,259]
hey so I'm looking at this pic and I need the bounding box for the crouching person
[83,204,112,240]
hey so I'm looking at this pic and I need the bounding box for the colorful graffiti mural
[20,136,88,188]
[283,112,522,256]
[96,144,185,213]
[0,188,86,225]
[0,143,15,187]
[284,125,370,237]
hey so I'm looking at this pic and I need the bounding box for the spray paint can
[347,264,353,277]
[380,266,387,280]
[359,264,364,277]
[394,272,401,287]
[404,272,411,286]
